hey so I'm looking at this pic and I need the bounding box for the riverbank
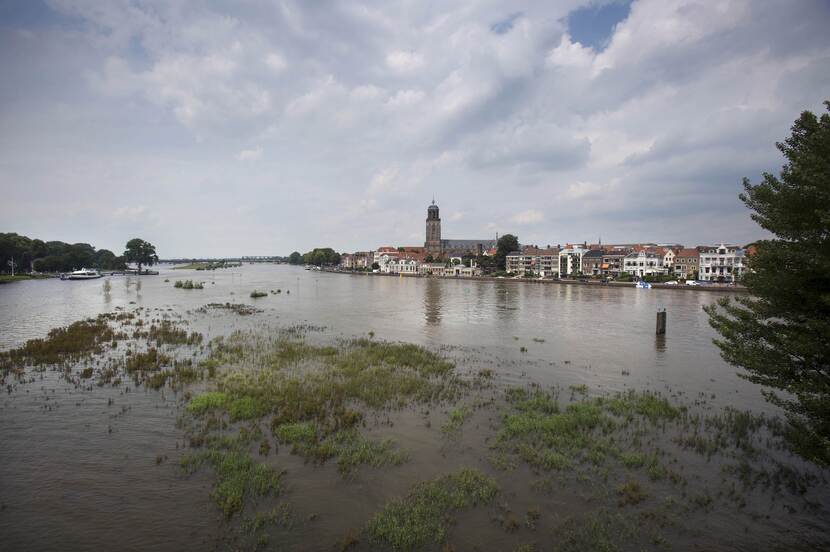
[0,273,55,284]
[323,268,747,292]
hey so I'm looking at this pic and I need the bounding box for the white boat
[635,280,652,289]
[61,268,103,280]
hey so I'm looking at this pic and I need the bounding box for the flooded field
[1,264,827,551]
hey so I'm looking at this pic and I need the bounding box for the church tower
[425,200,442,255]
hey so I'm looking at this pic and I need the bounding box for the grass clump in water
[146,320,203,347]
[1,316,117,375]
[174,279,204,290]
[365,468,499,551]
[181,447,283,518]
[187,334,457,475]
[125,348,170,372]
[441,405,472,434]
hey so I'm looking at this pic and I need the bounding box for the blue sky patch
[567,1,632,51]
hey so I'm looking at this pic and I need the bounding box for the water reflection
[655,334,667,354]
[423,277,442,326]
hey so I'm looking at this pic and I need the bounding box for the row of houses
[340,246,483,277]
[506,243,747,283]
[340,242,748,283]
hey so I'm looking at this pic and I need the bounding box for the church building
[424,200,496,257]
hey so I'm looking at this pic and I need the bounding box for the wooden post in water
[656,309,667,335]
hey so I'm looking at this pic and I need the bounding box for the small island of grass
[174,280,204,290]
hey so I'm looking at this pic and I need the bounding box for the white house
[699,244,745,283]
[623,251,668,277]
[386,258,419,275]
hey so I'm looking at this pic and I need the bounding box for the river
[0,264,825,551]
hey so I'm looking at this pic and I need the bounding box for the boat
[61,268,103,280]
[635,280,652,289]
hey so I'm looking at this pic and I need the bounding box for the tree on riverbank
[124,238,158,274]
[705,101,830,465]
[288,251,302,265]
[0,232,126,273]
[494,234,519,271]
[302,247,340,267]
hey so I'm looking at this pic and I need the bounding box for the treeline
[287,248,341,267]
[0,232,127,273]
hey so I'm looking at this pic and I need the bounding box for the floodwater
[0,264,826,551]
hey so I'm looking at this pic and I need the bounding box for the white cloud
[114,205,148,219]
[385,50,424,72]
[265,52,287,72]
[510,209,543,225]
[236,147,263,161]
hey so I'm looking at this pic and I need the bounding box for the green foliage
[365,468,499,551]
[705,101,830,465]
[495,234,520,271]
[287,251,302,265]
[123,238,158,272]
[0,232,127,273]
[301,247,341,266]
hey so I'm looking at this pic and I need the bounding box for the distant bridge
[159,256,288,264]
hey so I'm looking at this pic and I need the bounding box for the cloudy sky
[1,0,829,257]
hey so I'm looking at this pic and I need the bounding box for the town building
[559,245,589,276]
[672,248,699,279]
[622,251,667,277]
[581,249,604,276]
[385,258,419,275]
[600,251,627,277]
[424,200,496,257]
[699,244,745,283]
[506,247,559,277]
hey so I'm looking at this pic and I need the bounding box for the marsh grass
[185,333,459,477]
[174,280,204,290]
[441,405,473,434]
[0,316,117,377]
[365,468,499,551]
[180,425,284,518]
[196,302,262,316]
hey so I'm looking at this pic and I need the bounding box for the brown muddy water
[0,264,827,551]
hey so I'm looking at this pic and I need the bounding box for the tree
[495,234,519,271]
[704,101,830,465]
[302,248,341,267]
[124,238,158,274]
[288,251,302,265]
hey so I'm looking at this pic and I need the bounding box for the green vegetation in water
[1,316,117,376]
[249,290,268,298]
[196,302,262,316]
[365,468,499,551]
[185,333,460,477]
[174,279,204,289]
[441,405,472,434]
[181,426,284,518]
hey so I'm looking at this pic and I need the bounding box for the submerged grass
[1,316,117,375]
[181,448,283,518]
[185,333,460,478]
[365,468,499,551]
